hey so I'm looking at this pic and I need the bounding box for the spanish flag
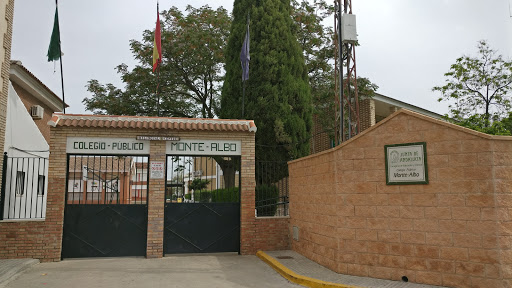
[152,3,162,72]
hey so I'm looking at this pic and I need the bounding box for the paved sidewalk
[1,254,301,288]
[263,250,448,288]
[0,252,451,288]
[0,259,39,288]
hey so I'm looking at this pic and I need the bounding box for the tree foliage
[188,178,210,191]
[221,0,312,162]
[433,40,512,130]
[83,5,230,118]
[292,0,333,97]
[451,113,511,136]
[292,0,378,140]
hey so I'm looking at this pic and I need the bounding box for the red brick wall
[359,98,375,133]
[310,114,331,155]
[289,110,512,288]
[251,217,290,252]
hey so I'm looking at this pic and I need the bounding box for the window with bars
[37,175,45,196]
[15,171,25,196]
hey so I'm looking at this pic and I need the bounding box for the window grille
[15,171,25,196]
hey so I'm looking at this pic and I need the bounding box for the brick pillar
[146,141,165,258]
[45,128,68,261]
[240,134,256,254]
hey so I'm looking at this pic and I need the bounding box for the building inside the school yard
[310,93,443,155]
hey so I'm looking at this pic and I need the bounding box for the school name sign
[385,142,428,185]
[66,137,241,156]
[166,140,241,156]
[66,137,150,155]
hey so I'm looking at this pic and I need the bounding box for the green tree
[453,114,511,135]
[292,0,333,96]
[502,112,512,133]
[292,0,378,141]
[188,178,210,191]
[433,40,512,130]
[83,5,231,118]
[221,0,313,163]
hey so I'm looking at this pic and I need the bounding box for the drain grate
[276,256,294,259]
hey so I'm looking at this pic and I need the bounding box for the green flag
[47,5,61,62]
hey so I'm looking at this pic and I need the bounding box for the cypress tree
[221,0,312,163]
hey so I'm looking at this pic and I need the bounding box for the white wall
[2,82,49,219]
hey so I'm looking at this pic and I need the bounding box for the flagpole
[56,0,66,114]
[156,64,160,117]
[156,1,159,117]
[153,1,161,117]
[242,81,245,118]
[59,43,66,115]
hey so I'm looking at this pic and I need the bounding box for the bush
[192,190,211,202]
[255,185,279,216]
[187,187,240,203]
[211,187,239,203]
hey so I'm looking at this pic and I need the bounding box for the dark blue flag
[240,22,250,82]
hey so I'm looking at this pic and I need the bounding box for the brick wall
[11,81,55,143]
[289,110,512,288]
[249,217,290,253]
[0,123,287,260]
[310,114,331,155]
[359,98,375,133]
[0,0,14,202]
[310,99,376,155]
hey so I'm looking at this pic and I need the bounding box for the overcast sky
[11,0,512,116]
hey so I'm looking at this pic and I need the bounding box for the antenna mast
[334,0,359,144]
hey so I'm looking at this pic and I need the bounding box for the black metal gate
[62,154,149,258]
[164,155,240,254]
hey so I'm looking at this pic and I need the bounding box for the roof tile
[48,114,257,133]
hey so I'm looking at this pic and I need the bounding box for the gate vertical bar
[35,157,40,218]
[28,157,36,218]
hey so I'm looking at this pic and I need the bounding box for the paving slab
[0,259,39,288]
[2,253,301,288]
[263,250,448,288]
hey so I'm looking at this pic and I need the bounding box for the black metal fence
[66,155,149,205]
[255,161,289,217]
[0,153,48,220]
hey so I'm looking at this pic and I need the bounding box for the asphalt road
[4,253,302,288]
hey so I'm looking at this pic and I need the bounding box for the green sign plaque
[384,142,428,185]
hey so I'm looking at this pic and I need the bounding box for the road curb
[256,251,362,288]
